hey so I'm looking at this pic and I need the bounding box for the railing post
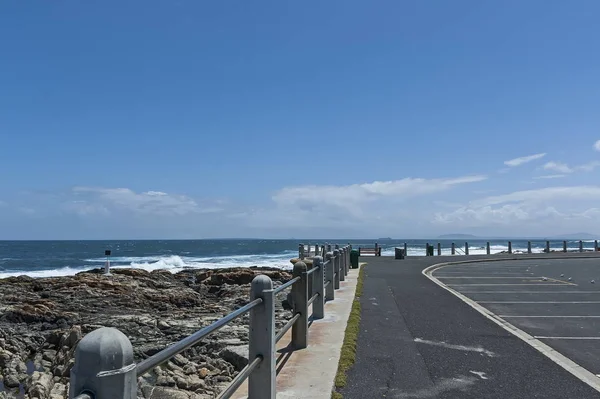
[291,261,308,349]
[508,241,512,254]
[339,248,346,282]
[325,252,334,300]
[465,242,469,255]
[486,242,490,255]
[527,241,532,254]
[451,242,455,255]
[333,249,341,289]
[299,244,305,260]
[426,242,429,256]
[563,240,567,253]
[249,275,275,398]
[345,247,350,275]
[580,240,584,252]
[313,256,325,319]
[595,240,598,252]
[327,244,332,252]
[546,240,550,253]
[69,327,137,399]
[404,242,408,257]
[437,242,441,256]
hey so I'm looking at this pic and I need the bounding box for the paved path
[341,255,600,399]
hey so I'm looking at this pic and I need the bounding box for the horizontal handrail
[217,355,263,399]
[276,313,301,343]
[71,244,353,399]
[272,276,301,295]
[307,293,319,307]
[137,298,263,376]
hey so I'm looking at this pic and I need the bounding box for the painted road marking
[461,291,600,294]
[447,283,572,286]
[437,276,546,279]
[423,260,600,393]
[535,337,600,340]
[478,301,600,304]
[498,314,600,319]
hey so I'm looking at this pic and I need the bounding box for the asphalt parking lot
[432,258,600,377]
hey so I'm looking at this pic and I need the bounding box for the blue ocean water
[0,239,596,278]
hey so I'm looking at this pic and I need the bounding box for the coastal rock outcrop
[0,267,293,398]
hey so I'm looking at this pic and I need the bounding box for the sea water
[0,239,595,278]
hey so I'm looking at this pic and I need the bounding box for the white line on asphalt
[499,315,600,318]
[478,301,600,304]
[535,337,600,340]
[435,276,544,281]
[447,283,569,286]
[461,291,600,294]
[423,260,600,393]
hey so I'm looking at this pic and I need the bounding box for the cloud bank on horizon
[1,143,600,239]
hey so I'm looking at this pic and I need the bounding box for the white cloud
[63,200,110,216]
[272,175,487,213]
[543,162,573,174]
[504,153,546,167]
[434,185,600,229]
[594,140,600,152]
[533,174,566,179]
[543,161,600,174]
[70,187,221,216]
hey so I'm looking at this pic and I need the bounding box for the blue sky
[1,1,600,239]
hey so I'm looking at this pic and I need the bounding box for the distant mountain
[437,234,479,239]
[549,233,597,239]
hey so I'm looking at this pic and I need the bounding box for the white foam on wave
[0,266,86,279]
[2,252,298,279]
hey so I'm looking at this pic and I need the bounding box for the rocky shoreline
[0,266,294,399]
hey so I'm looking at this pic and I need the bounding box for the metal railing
[69,244,353,399]
[396,239,600,258]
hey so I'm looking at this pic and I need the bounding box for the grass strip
[331,264,366,398]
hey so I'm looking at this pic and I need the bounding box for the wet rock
[28,371,54,398]
[3,373,20,388]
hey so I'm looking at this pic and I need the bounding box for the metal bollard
[508,241,512,254]
[486,242,490,255]
[333,249,340,289]
[580,240,584,252]
[426,243,429,256]
[546,241,550,253]
[437,242,441,256]
[327,244,332,252]
[70,327,137,399]
[313,256,325,319]
[345,247,350,275]
[595,240,598,252]
[249,275,275,398]
[527,241,532,254]
[404,242,408,257]
[291,261,308,349]
[325,252,334,300]
[465,242,469,255]
[299,244,305,260]
[451,242,455,255]
[563,241,567,252]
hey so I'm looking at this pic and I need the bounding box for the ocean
[0,239,597,279]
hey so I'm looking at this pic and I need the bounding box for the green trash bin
[350,249,359,269]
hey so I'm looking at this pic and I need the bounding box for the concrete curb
[422,256,600,393]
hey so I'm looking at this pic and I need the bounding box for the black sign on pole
[105,250,111,256]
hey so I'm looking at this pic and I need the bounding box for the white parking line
[535,337,600,340]
[461,291,600,294]
[478,301,600,304]
[499,315,600,318]
[435,276,543,281]
[447,283,570,286]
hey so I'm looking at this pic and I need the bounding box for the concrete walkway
[341,255,600,399]
[232,264,362,399]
